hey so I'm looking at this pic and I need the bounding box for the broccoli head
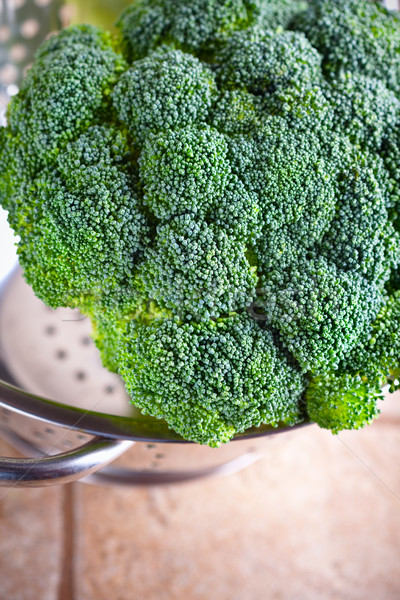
[2,0,400,445]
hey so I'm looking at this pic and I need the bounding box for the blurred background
[0,1,399,599]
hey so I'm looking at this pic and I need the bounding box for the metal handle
[0,435,134,487]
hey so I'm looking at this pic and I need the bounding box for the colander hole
[56,349,67,360]
[45,325,56,336]
[10,43,28,63]
[0,63,19,85]
[104,385,114,394]
[10,0,27,9]
[62,440,73,448]
[45,427,55,435]
[59,4,76,27]
[155,453,165,459]
[81,336,92,346]
[33,431,44,439]
[20,19,40,40]
[76,433,89,441]
[75,371,87,381]
[0,26,11,43]
[7,84,19,96]
[146,444,156,449]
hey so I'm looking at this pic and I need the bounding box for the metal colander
[0,0,398,487]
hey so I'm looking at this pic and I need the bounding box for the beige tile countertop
[0,392,399,600]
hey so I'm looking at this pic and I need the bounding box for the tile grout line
[58,483,77,600]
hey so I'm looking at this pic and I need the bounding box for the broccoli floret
[118,314,306,446]
[0,129,30,222]
[342,291,400,385]
[136,215,257,320]
[306,290,400,432]
[214,28,321,94]
[139,124,231,220]
[293,0,400,96]
[16,126,147,308]
[305,372,381,434]
[209,90,262,135]
[3,0,400,446]
[117,0,256,60]
[264,85,334,135]
[211,175,261,241]
[257,257,383,373]
[318,154,400,282]
[255,0,308,30]
[324,72,400,151]
[229,119,337,247]
[89,307,129,374]
[7,25,126,172]
[112,47,217,145]
[381,123,400,223]
[117,0,308,61]
[86,295,173,373]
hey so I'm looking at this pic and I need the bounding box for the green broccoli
[306,291,400,432]
[305,372,381,434]
[318,153,400,283]
[214,27,322,94]
[257,256,382,373]
[116,0,308,61]
[118,314,306,447]
[209,90,262,135]
[323,73,400,152]
[292,0,400,95]
[15,125,147,308]
[139,124,232,219]
[342,291,400,386]
[136,215,257,321]
[7,25,126,172]
[112,46,217,145]
[2,0,400,446]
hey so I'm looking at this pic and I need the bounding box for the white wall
[0,207,18,280]
[385,0,400,10]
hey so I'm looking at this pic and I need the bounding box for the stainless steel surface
[0,430,133,486]
[0,422,263,486]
